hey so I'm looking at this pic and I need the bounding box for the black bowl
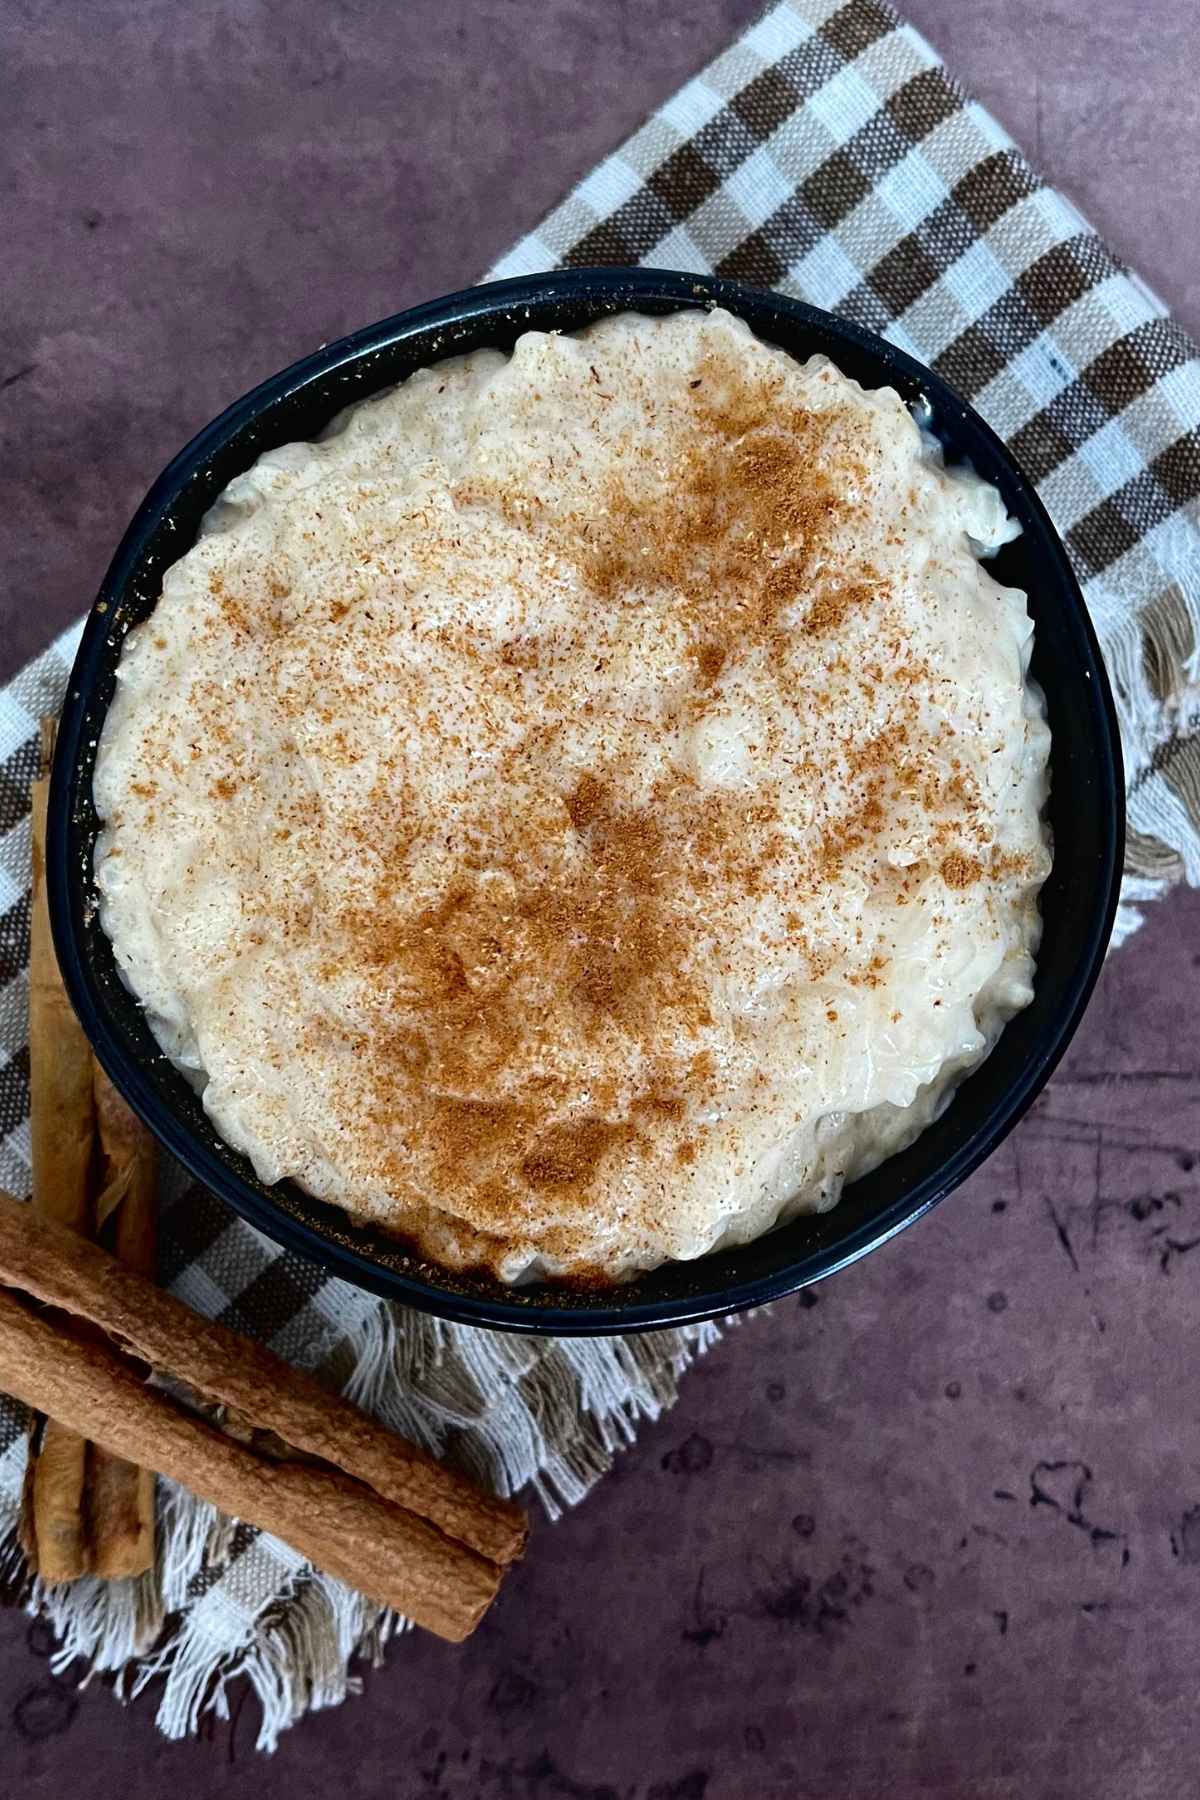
[48,268,1124,1334]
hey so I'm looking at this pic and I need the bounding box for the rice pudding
[94,308,1051,1283]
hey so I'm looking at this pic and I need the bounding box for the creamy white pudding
[95,308,1050,1282]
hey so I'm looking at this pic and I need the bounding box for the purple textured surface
[2,2,1199,1794]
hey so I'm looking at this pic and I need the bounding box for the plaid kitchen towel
[0,0,1198,1751]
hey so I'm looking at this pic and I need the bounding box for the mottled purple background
[2,3,1199,1795]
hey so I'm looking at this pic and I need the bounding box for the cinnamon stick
[29,1417,88,1581]
[88,1066,157,1578]
[0,1191,525,1636]
[92,1064,158,1240]
[87,1441,155,1579]
[0,1286,501,1640]
[26,720,92,1580]
[0,1193,525,1567]
[29,722,94,1236]
[24,719,158,1581]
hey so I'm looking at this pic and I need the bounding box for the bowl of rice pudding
[47,269,1122,1333]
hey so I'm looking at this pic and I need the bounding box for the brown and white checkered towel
[0,0,1196,1750]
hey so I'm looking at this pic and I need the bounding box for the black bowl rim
[47,266,1124,1334]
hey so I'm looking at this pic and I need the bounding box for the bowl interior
[48,268,1123,1333]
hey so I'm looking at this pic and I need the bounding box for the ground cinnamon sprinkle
[941,852,984,889]
[564,771,607,831]
[801,581,872,637]
[521,1118,631,1189]
[990,847,1034,879]
[694,640,728,683]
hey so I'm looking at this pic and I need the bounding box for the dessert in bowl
[48,270,1122,1331]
